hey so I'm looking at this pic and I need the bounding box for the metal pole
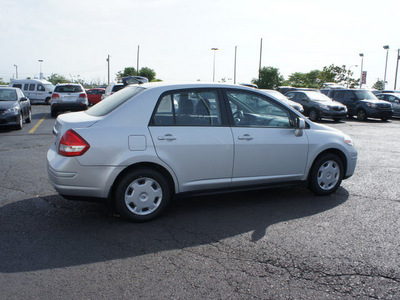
[258,38,263,81]
[359,54,364,89]
[234,46,237,84]
[38,60,43,79]
[394,49,399,90]
[14,64,18,79]
[383,45,389,90]
[137,45,140,75]
[107,55,110,85]
[211,48,218,82]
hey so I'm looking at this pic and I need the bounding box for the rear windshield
[86,86,145,116]
[0,89,17,101]
[54,85,83,93]
[112,85,125,93]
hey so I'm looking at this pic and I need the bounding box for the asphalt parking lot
[1,105,399,299]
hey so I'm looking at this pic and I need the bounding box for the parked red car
[86,88,106,105]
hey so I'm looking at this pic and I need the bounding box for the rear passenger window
[152,90,222,126]
[24,84,29,91]
[29,84,35,91]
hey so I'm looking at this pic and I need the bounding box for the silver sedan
[47,83,357,222]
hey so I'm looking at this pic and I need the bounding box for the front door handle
[158,134,176,141]
[238,134,253,141]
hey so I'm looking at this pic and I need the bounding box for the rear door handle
[238,134,253,141]
[158,134,176,141]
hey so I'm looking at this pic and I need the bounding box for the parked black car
[327,89,393,121]
[285,90,347,122]
[0,87,31,130]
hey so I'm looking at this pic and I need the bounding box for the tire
[115,168,171,222]
[308,153,343,196]
[357,109,367,121]
[381,117,388,122]
[26,109,32,123]
[51,107,58,118]
[15,113,23,130]
[309,109,320,122]
[45,97,51,105]
[333,118,341,122]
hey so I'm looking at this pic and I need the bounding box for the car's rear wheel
[115,168,171,222]
[309,109,320,122]
[308,153,343,196]
[51,107,58,118]
[357,109,367,121]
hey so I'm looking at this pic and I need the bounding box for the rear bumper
[47,146,122,199]
[51,103,88,112]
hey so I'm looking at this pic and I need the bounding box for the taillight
[52,93,60,99]
[79,93,87,99]
[58,129,90,157]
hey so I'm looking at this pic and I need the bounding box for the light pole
[211,48,218,82]
[394,49,399,90]
[38,60,43,79]
[234,46,237,84]
[383,45,389,90]
[359,53,364,88]
[14,64,18,79]
[106,55,110,85]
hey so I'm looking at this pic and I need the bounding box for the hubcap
[317,160,340,191]
[124,177,163,215]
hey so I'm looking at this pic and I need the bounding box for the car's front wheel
[309,109,320,122]
[357,109,367,121]
[26,109,32,123]
[308,153,343,196]
[115,168,171,222]
[15,113,23,130]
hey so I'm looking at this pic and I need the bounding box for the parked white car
[47,83,358,222]
[50,83,88,117]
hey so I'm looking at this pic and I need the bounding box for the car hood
[0,101,18,110]
[330,100,346,107]
[359,99,386,104]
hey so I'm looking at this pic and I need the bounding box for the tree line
[252,64,385,90]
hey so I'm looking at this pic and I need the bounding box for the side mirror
[295,117,305,137]
[20,97,28,101]
[395,100,399,104]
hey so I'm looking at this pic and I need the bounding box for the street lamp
[359,53,364,88]
[38,60,43,79]
[211,48,218,82]
[383,45,389,90]
[14,64,18,79]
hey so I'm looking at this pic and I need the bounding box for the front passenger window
[227,91,292,128]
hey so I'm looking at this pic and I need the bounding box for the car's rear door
[149,89,234,193]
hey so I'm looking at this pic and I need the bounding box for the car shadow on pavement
[0,187,349,273]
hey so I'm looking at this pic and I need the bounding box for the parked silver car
[260,89,304,113]
[50,83,88,117]
[47,83,358,222]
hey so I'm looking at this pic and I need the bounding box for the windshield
[0,89,17,101]
[86,86,145,116]
[43,84,55,92]
[354,90,378,100]
[306,91,332,102]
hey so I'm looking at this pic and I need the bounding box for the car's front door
[225,90,309,186]
[149,89,234,193]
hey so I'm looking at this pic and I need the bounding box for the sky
[1,0,400,89]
